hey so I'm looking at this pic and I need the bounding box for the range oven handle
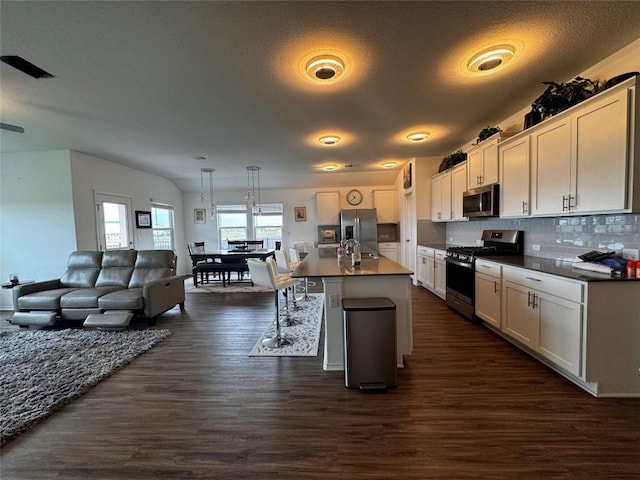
[444,257,473,269]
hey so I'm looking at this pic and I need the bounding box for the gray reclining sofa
[10,249,185,327]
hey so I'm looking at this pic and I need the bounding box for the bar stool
[289,248,313,300]
[274,250,303,313]
[247,258,297,349]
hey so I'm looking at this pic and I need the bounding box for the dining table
[189,248,275,287]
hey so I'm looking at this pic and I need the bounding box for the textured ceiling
[1,1,640,192]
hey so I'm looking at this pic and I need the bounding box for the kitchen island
[292,248,413,371]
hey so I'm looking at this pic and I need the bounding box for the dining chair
[187,241,223,286]
[247,258,296,349]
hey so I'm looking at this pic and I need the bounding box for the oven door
[445,258,475,320]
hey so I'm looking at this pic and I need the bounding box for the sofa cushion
[98,288,144,310]
[17,288,80,310]
[129,250,175,288]
[60,286,124,308]
[96,250,137,287]
[60,251,103,288]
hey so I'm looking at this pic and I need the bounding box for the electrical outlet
[622,248,640,261]
[532,244,541,251]
[330,294,340,308]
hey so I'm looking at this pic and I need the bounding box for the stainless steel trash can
[342,298,397,390]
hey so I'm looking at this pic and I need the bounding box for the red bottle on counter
[627,260,636,277]
[636,260,640,278]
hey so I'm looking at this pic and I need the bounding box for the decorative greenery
[531,76,601,119]
[474,126,502,145]
[438,149,467,173]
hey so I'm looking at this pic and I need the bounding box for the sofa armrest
[13,279,62,310]
[142,275,187,318]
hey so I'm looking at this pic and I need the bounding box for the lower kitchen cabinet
[474,259,501,328]
[434,250,447,299]
[501,266,583,377]
[416,246,445,299]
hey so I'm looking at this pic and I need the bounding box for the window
[151,204,175,250]
[96,193,133,251]
[217,203,283,249]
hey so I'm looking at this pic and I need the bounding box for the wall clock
[346,189,363,206]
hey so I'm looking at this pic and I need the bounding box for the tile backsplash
[444,214,640,261]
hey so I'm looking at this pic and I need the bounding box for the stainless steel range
[445,230,523,321]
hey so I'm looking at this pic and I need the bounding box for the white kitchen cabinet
[416,246,429,286]
[530,116,572,216]
[373,190,397,223]
[431,171,451,222]
[474,259,501,328]
[451,162,468,221]
[466,135,501,189]
[501,266,583,377]
[499,136,530,217]
[434,249,447,299]
[529,79,636,216]
[316,191,340,225]
[379,242,398,262]
[416,246,442,296]
[570,86,630,213]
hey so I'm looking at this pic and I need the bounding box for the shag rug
[0,328,170,446]
[249,293,324,357]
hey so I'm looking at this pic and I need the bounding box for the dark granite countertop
[292,248,413,278]
[481,255,640,283]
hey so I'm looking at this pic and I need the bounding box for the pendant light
[200,167,217,217]
[246,166,262,216]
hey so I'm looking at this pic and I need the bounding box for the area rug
[249,293,324,357]
[0,328,170,446]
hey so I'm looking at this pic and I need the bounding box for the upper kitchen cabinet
[500,136,531,217]
[466,133,514,189]
[431,170,451,222]
[451,162,468,221]
[529,76,639,216]
[316,191,340,225]
[373,190,397,223]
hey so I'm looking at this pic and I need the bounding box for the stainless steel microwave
[462,184,499,218]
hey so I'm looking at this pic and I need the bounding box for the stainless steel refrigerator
[340,208,378,254]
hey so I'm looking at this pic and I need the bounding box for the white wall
[69,151,185,257]
[0,150,186,309]
[182,184,401,257]
[0,151,77,309]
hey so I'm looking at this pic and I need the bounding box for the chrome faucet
[342,238,360,256]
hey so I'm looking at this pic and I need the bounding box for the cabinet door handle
[494,281,499,294]
[562,195,569,211]
[522,201,528,214]
[532,293,538,309]
[527,291,532,307]
[568,194,576,210]
[525,277,542,282]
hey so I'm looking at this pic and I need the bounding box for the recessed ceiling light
[467,45,515,74]
[306,54,345,81]
[381,161,397,169]
[406,132,430,143]
[318,135,341,146]
[323,164,338,171]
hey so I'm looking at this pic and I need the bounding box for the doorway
[95,193,133,251]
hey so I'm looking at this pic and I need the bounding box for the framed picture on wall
[194,208,206,224]
[294,206,307,222]
[403,163,412,189]
[135,210,152,229]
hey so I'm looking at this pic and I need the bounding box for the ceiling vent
[0,55,54,79]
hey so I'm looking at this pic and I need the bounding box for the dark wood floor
[2,286,639,479]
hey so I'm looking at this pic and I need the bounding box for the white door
[95,193,134,251]
[402,190,415,272]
